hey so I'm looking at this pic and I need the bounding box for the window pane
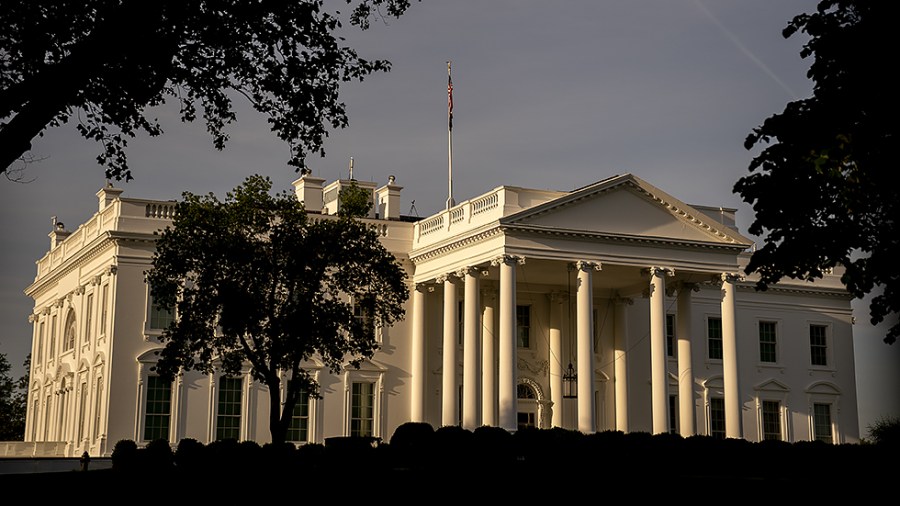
[144,376,172,441]
[759,321,777,363]
[666,314,675,357]
[762,400,781,441]
[287,383,310,443]
[710,397,725,439]
[810,325,828,366]
[813,403,833,443]
[708,318,722,360]
[217,377,243,441]
[351,382,375,437]
[668,394,678,434]
[516,305,530,348]
[149,294,175,330]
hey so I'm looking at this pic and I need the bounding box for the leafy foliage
[0,350,28,440]
[338,179,373,218]
[144,175,408,444]
[0,0,416,179]
[734,1,898,344]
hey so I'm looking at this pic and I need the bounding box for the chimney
[292,170,325,213]
[49,217,71,249]
[376,175,403,220]
[97,182,124,212]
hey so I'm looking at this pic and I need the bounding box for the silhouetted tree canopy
[0,0,416,180]
[144,175,408,444]
[734,1,898,344]
[0,351,28,440]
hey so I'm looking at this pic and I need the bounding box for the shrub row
[109,422,892,481]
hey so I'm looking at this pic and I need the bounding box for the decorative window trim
[806,381,841,444]
[280,362,322,445]
[753,379,792,442]
[342,359,386,438]
[757,319,780,366]
[808,321,833,371]
[208,368,250,443]
[701,376,725,438]
[705,315,723,363]
[136,351,177,443]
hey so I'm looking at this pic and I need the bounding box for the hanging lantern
[562,362,577,398]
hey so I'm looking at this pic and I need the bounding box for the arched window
[517,383,537,431]
[63,310,76,352]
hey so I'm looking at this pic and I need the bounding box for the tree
[0,350,28,440]
[734,1,899,344]
[0,0,416,180]
[145,175,408,445]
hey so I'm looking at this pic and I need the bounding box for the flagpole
[447,60,455,210]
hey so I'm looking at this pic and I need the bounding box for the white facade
[19,173,859,457]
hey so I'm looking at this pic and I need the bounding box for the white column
[461,267,481,430]
[614,296,632,433]
[440,273,459,427]
[493,254,523,431]
[721,273,742,439]
[548,292,565,428]
[676,282,697,437]
[481,288,497,426]
[575,261,600,434]
[649,267,671,435]
[410,283,427,422]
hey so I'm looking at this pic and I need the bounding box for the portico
[407,174,752,436]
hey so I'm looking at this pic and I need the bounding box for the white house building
[17,172,859,457]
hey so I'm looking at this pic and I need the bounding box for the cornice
[25,230,157,299]
[409,226,502,264]
[499,223,749,253]
[734,282,852,300]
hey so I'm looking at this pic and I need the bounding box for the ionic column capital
[643,266,674,278]
[435,272,460,284]
[720,272,744,284]
[491,254,525,267]
[455,266,481,279]
[571,260,602,272]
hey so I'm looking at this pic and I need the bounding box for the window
[93,380,103,440]
[668,394,678,434]
[516,305,531,348]
[810,325,828,366]
[813,403,833,443]
[84,294,94,343]
[78,383,88,440]
[762,400,782,441]
[517,384,537,431]
[216,376,243,441]
[144,376,172,441]
[57,378,68,440]
[31,397,39,441]
[350,382,375,437]
[100,285,109,336]
[49,315,57,359]
[709,397,725,439]
[149,293,175,330]
[707,317,722,360]
[759,321,777,363]
[44,393,52,441]
[37,321,44,363]
[666,314,675,357]
[458,300,464,345]
[63,310,76,352]
[286,383,310,444]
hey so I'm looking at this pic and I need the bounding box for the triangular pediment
[502,174,753,247]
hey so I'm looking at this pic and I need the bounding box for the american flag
[448,73,454,132]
